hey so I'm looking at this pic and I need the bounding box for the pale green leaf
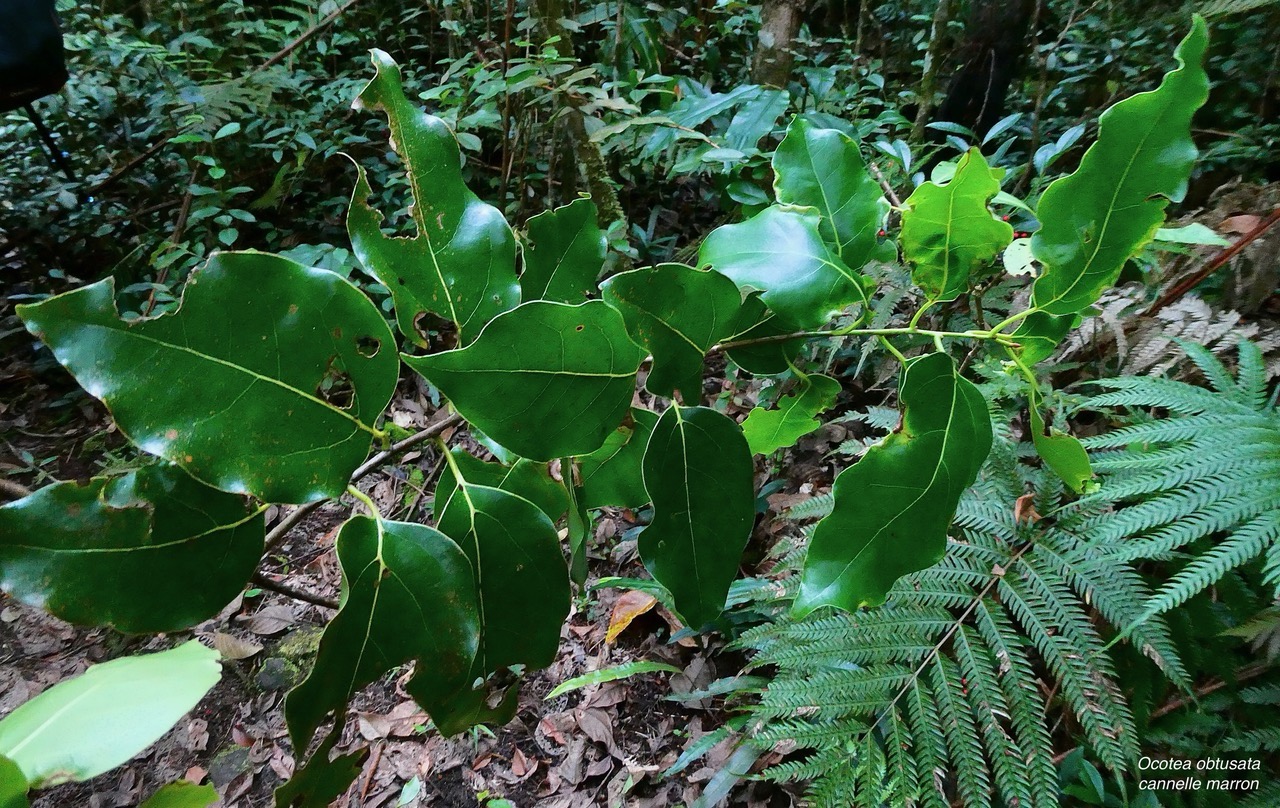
[138,781,219,808]
[545,661,682,699]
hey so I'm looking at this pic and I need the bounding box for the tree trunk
[932,0,1037,138]
[910,0,953,142]
[751,0,810,87]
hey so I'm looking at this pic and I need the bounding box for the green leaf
[1012,311,1077,365]
[640,406,755,628]
[600,264,742,399]
[137,781,219,808]
[1028,387,1093,494]
[0,465,263,633]
[0,756,27,808]
[348,50,519,346]
[795,353,993,614]
[901,148,1013,302]
[521,198,607,304]
[433,450,568,524]
[742,373,841,455]
[698,205,872,329]
[0,641,220,788]
[285,517,479,755]
[577,407,659,510]
[545,661,682,699]
[772,117,888,264]
[15,252,398,504]
[722,292,804,376]
[1030,18,1210,316]
[404,300,643,460]
[275,733,366,808]
[565,471,591,587]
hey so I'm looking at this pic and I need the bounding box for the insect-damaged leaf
[423,473,570,734]
[348,49,519,346]
[600,264,742,399]
[640,407,754,628]
[772,116,888,265]
[404,300,643,460]
[521,198,607,304]
[742,372,841,455]
[901,148,1012,303]
[0,465,262,633]
[0,641,219,789]
[16,252,397,504]
[1030,18,1209,317]
[796,353,993,615]
[285,517,479,757]
[698,205,872,329]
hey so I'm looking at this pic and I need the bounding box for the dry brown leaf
[212,632,263,660]
[606,590,658,643]
[238,604,296,635]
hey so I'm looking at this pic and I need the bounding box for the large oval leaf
[600,264,742,399]
[403,300,644,460]
[698,205,871,329]
[0,465,263,633]
[578,407,659,510]
[772,116,888,264]
[901,148,1012,303]
[285,517,479,756]
[1029,18,1209,316]
[795,353,993,615]
[640,406,755,628]
[348,50,520,346]
[15,252,398,504]
[521,198,607,304]
[0,641,220,788]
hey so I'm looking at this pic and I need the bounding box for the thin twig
[250,571,338,610]
[258,0,362,71]
[1149,663,1271,721]
[0,479,33,501]
[868,161,903,208]
[263,413,463,552]
[1144,208,1280,316]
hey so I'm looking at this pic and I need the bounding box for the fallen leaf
[238,604,296,635]
[510,747,535,779]
[606,590,659,643]
[1221,213,1262,234]
[213,632,263,660]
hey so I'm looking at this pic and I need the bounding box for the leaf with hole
[521,198,607,304]
[404,300,644,460]
[15,252,398,504]
[796,353,993,614]
[772,116,888,264]
[742,372,841,455]
[0,641,220,789]
[640,406,755,628]
[347,50,519,346]
[1030,18,1209,316]
[600,264,742,399]
[699,205,872,329]
[0,464,263,633]
[901,148,1012,302]
[285,517,479,756]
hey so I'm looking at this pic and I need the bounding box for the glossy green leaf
[433,449,568,524]
[742,373,841,455]
[424,472,571,733]
[722,292,804,376]
[545,661,681,699]
[285,517,479,755]
[577,407,659,510]
[0,756,27,808]
[772,117,888,264]
[901,148,1012,302]
[698,205,872,329]
[521,198,607,304]
[796,353,993,615]
[640,406,755,628]
[348,50,519,346]
[1028,386,1093,494]
[0,641,220,788]
[0,465,262,633]
[137,781,219,808]
[404,300,643,460]
[600,264,742,399]
[275,733,366,808]
[15,252,398,504]
[1030,18,1210,316]
[565,470,591,587]
[1012,310,1077,365]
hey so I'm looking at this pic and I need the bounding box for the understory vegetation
[1,1,1278,807]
